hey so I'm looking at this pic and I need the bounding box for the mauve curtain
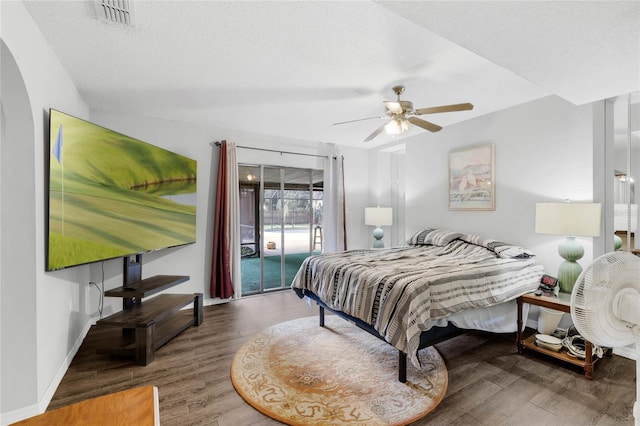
[211,140,240,299]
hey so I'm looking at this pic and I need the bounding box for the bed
[291,228,545,381]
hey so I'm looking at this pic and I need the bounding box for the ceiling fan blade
[332,116,384,126]
[384,101,403,114]
[408,117,442,132]
[364,122,389,142]
[415,103,474,115]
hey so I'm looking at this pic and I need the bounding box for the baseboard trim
[0,319,93,426]
[526,318,538,330]
[0,403,41,426]
[203,297,232,306]
[613,345,636,360]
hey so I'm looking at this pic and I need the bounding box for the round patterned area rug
[231,315,448,425]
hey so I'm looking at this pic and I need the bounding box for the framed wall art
[448,143,495,211]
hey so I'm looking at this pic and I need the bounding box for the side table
[516,292,604,379]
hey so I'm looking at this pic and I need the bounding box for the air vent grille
[95,0,135,26]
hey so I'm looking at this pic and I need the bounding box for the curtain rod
[214,141,336,159]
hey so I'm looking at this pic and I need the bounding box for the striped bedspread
[291,237,544,367]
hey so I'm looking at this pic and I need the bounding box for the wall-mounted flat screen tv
[46,109,197,271]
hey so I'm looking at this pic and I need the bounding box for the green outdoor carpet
[241,252,318,294]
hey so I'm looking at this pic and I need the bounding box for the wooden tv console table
[96,274,203,365]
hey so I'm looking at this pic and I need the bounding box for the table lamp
[365,207,393,248]
[535,202,601,293]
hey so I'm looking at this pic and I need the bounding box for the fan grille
[571,252,640,347]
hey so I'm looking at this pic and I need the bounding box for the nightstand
[516,292,606,379]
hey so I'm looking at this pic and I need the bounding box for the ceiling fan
[334,85,474,142]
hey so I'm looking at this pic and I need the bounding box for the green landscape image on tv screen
[47,109,197,271]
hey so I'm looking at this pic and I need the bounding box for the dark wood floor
[49,290,636,425]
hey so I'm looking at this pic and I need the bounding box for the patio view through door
[239,164,323,295]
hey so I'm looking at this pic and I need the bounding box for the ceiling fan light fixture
[337,86,472,142]
[385,118,409,135]
[384,120,401,135]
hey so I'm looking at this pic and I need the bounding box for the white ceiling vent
[94,0,136,26]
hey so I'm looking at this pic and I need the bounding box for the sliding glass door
[239,164,323,295]
[263,166,284,291]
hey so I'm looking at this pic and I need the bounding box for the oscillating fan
[571,251,640,425]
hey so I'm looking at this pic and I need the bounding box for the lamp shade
[365,207,393,226]
[535,203,601,237]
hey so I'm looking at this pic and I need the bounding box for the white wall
[1,39,38,417]
[404,95,594,276]
[1,2,91,423]
[341,145,371,249]
[363,148,406,249]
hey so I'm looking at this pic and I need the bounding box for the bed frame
[296,289,465,382]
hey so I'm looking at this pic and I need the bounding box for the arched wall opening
[1,39,39,415]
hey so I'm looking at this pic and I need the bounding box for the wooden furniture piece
[517,292,605,379]
[96,274,203,366]
[12,386,159,425]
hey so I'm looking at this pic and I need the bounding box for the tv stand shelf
[105,275,190,299]
[97,273,202,366]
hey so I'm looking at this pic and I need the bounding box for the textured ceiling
[22,1,640,148]
[379,1,640,106]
